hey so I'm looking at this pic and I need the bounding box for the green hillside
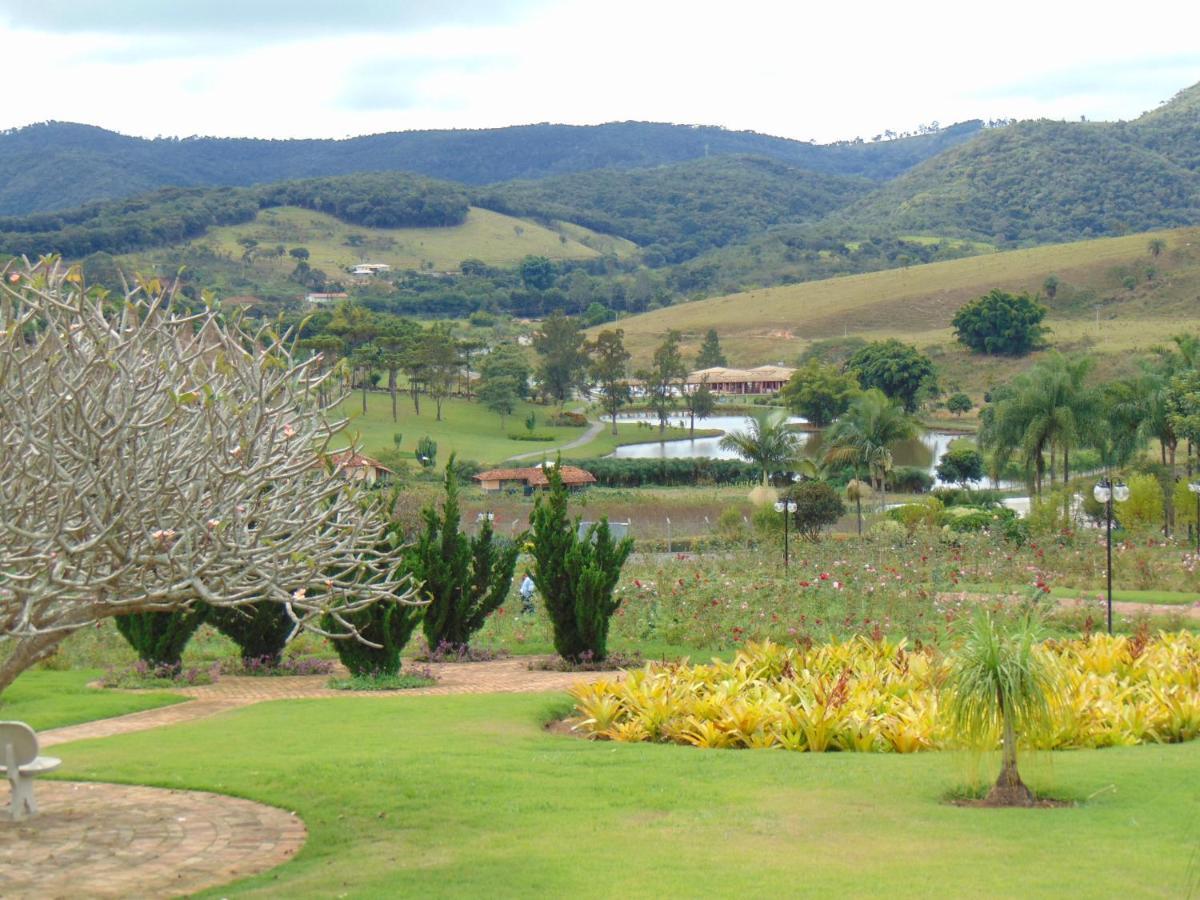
[476,155,873,264]
[837,121,1200,244]
[196,205,632,272]
[603,227,1200,393]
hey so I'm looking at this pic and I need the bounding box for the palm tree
[945,609,1060,807]
[978,354,1098,495]
[719,413,800,487]
[823,389,917,510]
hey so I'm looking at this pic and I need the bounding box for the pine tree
[696,328,727,368]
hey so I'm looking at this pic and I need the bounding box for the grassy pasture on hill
[44,693,1200,897]
[606,227,1200,392]
[188,205,633,275]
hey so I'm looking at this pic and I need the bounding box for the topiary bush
[409,458,520,653]
[113,606,209,668]
[530,463,633,664]
[324,597,425,677]
[207,602,296,668]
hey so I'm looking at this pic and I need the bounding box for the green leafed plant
[944,609,1061,806]
[113,606,209,668]
[529,462,634,663]
[409,457,520,653]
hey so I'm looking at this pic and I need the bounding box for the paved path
[0,781,306,899]
[41,656,622,747]
[506,419,605,461]
[13,656,620,898]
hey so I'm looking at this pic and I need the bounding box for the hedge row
[562,457,762,487]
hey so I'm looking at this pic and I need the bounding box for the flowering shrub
[224,654,335,676]
[570,633,1200,751]
[100,660,221,688]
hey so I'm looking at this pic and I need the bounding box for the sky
[2,0,1199,143]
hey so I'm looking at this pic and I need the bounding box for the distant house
[350,263,392,276]
[306,292,349,306]
[328,450,394,485]
[473,465,596,493]
[685,365,795,395]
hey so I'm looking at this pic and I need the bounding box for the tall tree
[695,328,727,368]
[952,289,1049,356]
[587,328,632,436]
[0,262,415,695]
[423,325,461,422]
[847,339,937,413]
[480,343,532,399]
[823,389,917,508]
[781,360,859,426]
[477,374,520,429]
[681,379,716,438]
[637,330,688,434]
[533,311,588,407]
[978,353,1099,495]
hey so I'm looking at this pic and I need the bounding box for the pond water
[609,412,964,485]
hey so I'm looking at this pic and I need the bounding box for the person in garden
[519,571,536,615]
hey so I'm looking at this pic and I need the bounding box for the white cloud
[0,0,1197,141]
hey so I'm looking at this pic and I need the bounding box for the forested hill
[0,119,984,216]
[0,172,469,259]
[476,156,874,264]
[835,119,1200,244]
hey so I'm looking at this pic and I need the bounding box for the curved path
[506,419,605,461]
[9,657,620,898]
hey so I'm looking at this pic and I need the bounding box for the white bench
[1,721,61,820]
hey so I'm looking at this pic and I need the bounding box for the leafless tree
[0,260,417,694]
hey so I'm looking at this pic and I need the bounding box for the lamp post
[774,498,797,568]
[1093,478,1130,635]
[1189,479,1200,556]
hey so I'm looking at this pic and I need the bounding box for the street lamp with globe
[1094,477,1130,635]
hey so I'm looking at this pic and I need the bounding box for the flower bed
[569,633,1200,751]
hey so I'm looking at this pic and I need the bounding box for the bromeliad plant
[570,632,1200,756]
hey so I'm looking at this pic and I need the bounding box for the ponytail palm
[719,413,800,486]
[945,609,1061,807]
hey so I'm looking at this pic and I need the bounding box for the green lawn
[0,669,185,731]
[50,693,1199,897]
[334,391,722,464]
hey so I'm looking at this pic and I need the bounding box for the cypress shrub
[530,464,633,663]
[321,521,424,676]
[409,458,520,651]
[113,606,208,668]
[207,602,296,667]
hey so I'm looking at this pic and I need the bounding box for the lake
[609,412,965,485]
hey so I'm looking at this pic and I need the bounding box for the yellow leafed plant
[568,632,1200,753]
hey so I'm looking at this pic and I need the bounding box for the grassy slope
[606,227,1200,392]
[123,205,635,279]
[50,693,1200,898]
[0,670,185,731]
[333,391,707,464]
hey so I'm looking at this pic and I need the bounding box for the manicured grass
[52,693,1200,897]
[1,670,185,731]
[959,583,1200,606]
[203,205,614,273]
[334,391,721,464]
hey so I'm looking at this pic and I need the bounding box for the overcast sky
[2,0,1199,143]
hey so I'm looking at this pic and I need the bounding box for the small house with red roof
[473,465,596,493]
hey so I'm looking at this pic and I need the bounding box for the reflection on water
[609,412,966,484]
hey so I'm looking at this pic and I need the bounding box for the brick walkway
[11,656,621,898]
[42,656,621,747]
[0,781,306,899]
